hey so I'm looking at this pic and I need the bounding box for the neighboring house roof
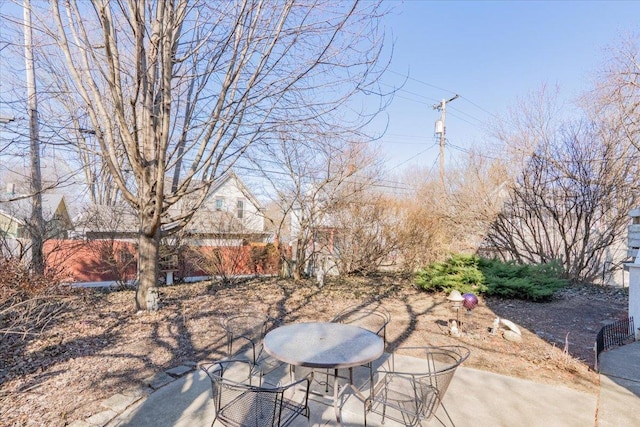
[0,193,70,224]
[75,171,267,237]
[207,171,265,211]
[0,193,73,238]
[73,203,138,236]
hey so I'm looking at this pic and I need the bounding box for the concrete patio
[596,340,640,427]
[101,352,600,427]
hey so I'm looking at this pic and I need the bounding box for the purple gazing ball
[462,293,478,310]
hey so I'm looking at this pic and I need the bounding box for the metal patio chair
[222,314,269,365]
[331,305,391,347]
[201,359,313,427]
[222,313,285,377]
[321,305,391,394]
[364,346,470,427]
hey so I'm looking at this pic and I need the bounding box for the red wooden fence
[44,239,282,283]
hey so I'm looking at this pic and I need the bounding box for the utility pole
[433,94,459,187]
[24,0,45,274]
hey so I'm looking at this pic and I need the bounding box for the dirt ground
[0,275,629,426]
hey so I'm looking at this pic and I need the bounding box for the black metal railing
[594,316,635,371]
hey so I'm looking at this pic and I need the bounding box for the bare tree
[253,131,385,280]
[480,40,640,283]
[0,21,125,208]
[589,35,640,152]
[29,0,389,309]
[484,92,640,282]
[0,5,97,278]
[39,89,125,207]
[330,191,402,275]
[440,151,511,252]
[387,148,509,273]
[391,180,464,272]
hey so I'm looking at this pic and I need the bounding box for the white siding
[205,176,264,232]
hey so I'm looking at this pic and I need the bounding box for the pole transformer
[433,94,459,187]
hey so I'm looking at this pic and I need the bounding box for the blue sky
[376,1,640,175]
[2,1,638,185]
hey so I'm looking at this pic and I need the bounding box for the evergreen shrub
[415,254,567,301]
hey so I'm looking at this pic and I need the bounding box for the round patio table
[263,322,384,425]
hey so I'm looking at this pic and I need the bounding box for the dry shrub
[193,244,250,284]
[0,258,70,339]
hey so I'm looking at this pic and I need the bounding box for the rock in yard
[500,318,522,336]
[504,330,523,343]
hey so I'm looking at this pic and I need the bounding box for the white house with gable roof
[75,170,269,242]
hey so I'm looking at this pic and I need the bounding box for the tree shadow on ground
[4,276,622,425]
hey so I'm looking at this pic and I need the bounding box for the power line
[387,69,498,122]
[459,95,502,120]
[447,105,485,124]
[446,111,483,128]
[386,142,438,172]
[447,142,501,160]
[379,82,441,104]
[387,69,454,94]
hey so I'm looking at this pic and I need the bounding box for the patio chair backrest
[222,314,269,363]
[332,305,391,345]
[402,346,470,404]
[365,346,470,426]
[202,359,312,427]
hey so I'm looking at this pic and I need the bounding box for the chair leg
[381,402,387,424]
[433,402,455,427]
[251,341,256,365]
[381,386,388,424]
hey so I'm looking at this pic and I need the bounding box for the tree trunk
[136,230,160,311]
[293,238,305,281]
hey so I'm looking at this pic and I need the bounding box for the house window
[215,197,224,210]
[237,199,244,219]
